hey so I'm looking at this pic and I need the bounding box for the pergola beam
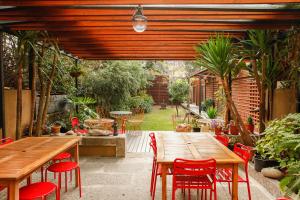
[1,1,300,6]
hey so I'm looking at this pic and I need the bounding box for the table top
[109,111,132,116]
[0,137,80,180]
[156,132,243,165]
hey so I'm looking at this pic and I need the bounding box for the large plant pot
[230,125,239,135]
[254,155,279,172]
[51,125,61,134]
[214,127,222,135]
[246,124,255,133]
[193,127,201,132]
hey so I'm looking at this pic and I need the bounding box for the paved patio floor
[0,152,275,200]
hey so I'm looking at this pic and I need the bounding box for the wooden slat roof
[1,1,300,60]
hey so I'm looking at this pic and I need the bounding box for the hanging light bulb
[132,5,147,33]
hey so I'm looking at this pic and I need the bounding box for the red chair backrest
[150,142,157,157]
[214,135,229,147]
[233,143,252,163]
[149,132,156,145]
[0,137,14,146]
[71,117,80,128]
[173,158,216,177]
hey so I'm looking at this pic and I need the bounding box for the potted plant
[214,124,222,135]
[69,64,83,78]
[246,116,255,133]
[191,118,201,132]
[51,121,62,135]
[206,106,218,119]
[255,114,300,172]
[229,120,239,135]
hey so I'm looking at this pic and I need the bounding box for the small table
[109,111,132,128]
[0,137,81,200]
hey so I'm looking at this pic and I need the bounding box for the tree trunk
[16,45,24,140]
[222,78,254,146]
[41,54,57,128]
[259,55,267,133]
[35,46,45,136]
[28,49,36,137]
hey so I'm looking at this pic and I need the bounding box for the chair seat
[48,161,78,173]
[216,168,246,182]
[20,182,56,199]
[53,152,71,161]
[174,175,213,189]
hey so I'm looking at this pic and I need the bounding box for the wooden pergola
[0,0,300,60]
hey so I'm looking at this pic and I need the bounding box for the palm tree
[195,34,253,146]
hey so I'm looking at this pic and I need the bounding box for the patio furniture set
[0,137,82,200]
[148,132,251,200]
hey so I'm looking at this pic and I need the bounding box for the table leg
[8,181,19,200]
[74,142,79,187]
[232,164,239,200]
[161,164,167,200]
[27,175,32,185]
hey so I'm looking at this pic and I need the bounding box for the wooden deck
[126,131,152,153]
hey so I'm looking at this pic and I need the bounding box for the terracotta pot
[223,129,229,135]
[246,124,255,133]
[230,125,239,135]
[214,127,222,135]
[51,125,61,134]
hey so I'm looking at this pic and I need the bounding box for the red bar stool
[45,161,82,198]
[20,182,59,200]
[216,143,252,200]
[172,158,217,200]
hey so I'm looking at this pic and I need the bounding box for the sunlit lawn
[140,105,185,131]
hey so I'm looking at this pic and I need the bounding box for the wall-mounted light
[132,5,147,33]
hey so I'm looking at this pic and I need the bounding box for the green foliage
[247,116,254,125]
[67,96,98,122]
[256,113,300,166]
[127,93,154,113]
[168,79,189,104]
[195,34,244,79]
[201,99,215,111]
[206,106,218,119]
[81,61,153,111]
[280,161,300,197]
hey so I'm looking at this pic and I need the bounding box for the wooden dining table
[156,132,243,200]
[0,137,81,200]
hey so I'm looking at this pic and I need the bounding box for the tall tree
[195,35,254,146]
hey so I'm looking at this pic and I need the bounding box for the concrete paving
[0,152,277,200]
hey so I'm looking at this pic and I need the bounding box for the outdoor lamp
[132,5,147,33]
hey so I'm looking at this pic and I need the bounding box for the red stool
[46,161,82,197]
[20,182,59,200]
[41,152,72,182]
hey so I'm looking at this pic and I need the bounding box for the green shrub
[127,93,154,113]
[206,106,218,119]
[201,99,215,111]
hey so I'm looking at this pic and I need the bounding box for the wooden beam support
[1,0,300,6]
[0,31,5,138]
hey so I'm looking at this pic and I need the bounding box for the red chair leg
[58,173,62,192]
[150,159,155,195]
[151,164,158,200]
[228,182,231,194]
[41,166,44,182]
[56,186,60,200]
[172,188,176,200]
[246,180,252,200]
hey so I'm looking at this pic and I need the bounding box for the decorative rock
[261,167,284,179]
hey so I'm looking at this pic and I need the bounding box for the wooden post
[0,31,6,138]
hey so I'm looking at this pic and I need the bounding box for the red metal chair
[20,182,60,200]
[216,143,252,200]
[172,158,217,200]
[149,133,172,200]
[46,161,82,198]
[0,138,14,199]
[71,117,88,135]
[214,135,229,147]
[276,198,290,200]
